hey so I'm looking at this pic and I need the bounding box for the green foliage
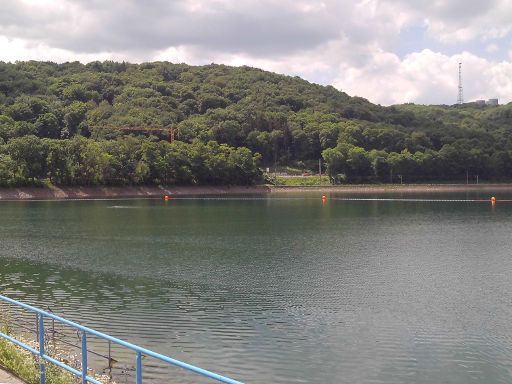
[1,61,512,184]
[275,175,330,186]
[0,136,261,186]
[0,325,77,384]
[36,113,60,138]
[0,114,16,140]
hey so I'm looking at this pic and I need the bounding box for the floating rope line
[165,196,509,203]
[1,196,507,204]
[329,197,503,203]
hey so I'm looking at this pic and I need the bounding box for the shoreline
[0,183,510,200]
[269,184,512,194]
[0,185,271,200]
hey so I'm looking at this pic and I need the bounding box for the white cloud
[385,0,512,42]
[0,0,511,105]
[486,43,499,53]
[332,50,512,105]
[0,36,134,63]
[216,46,512,105]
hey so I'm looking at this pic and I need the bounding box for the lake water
[1,192,512,383]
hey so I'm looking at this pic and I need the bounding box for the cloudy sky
[1,0,511,105]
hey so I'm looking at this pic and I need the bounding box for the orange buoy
[321,195,327,203]
[491,196,496,204]
[164,195,172,201]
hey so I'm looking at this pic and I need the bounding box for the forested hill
[1,60,512,186]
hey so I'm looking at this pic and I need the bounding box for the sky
[0,0,511,106]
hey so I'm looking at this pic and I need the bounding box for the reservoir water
[1,192,512,383]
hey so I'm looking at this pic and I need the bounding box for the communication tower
[457,62,464,105]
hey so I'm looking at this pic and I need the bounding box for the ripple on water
[2,197,512,383]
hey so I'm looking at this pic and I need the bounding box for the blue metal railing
[0,294,243,384]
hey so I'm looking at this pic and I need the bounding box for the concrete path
[0,369,24,384]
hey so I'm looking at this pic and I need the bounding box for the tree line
[1,60,512,185]
[0,136,261,187]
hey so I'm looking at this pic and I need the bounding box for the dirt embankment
[0,184,511,200]
[0,185,271,200]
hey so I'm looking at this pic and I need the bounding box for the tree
[0,115,16,140]
[66,137,108,185]
[6,136,48,183]
[36,113,61,138]
[322,148,344,180]
[61,102,88,138]
[347,146,372,181]
[372,156,390,182]
[46,139,71,184]
[0,154,19,186]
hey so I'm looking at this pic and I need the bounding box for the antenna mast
[457,62,464,105]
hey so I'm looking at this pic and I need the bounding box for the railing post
[81,331,88,384]
[136,351,142,384]
[107,340,113,380]
[38,314,46,384]
[35,313,39,343]
[51,318,55,347]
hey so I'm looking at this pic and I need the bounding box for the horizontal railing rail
[0,294,243,384]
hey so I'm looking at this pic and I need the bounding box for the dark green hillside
[0,60,511,186]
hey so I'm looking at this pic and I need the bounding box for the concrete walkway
[0,369,24,384]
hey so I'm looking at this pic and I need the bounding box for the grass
[0,325,80,384]
[275,175,331,186]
